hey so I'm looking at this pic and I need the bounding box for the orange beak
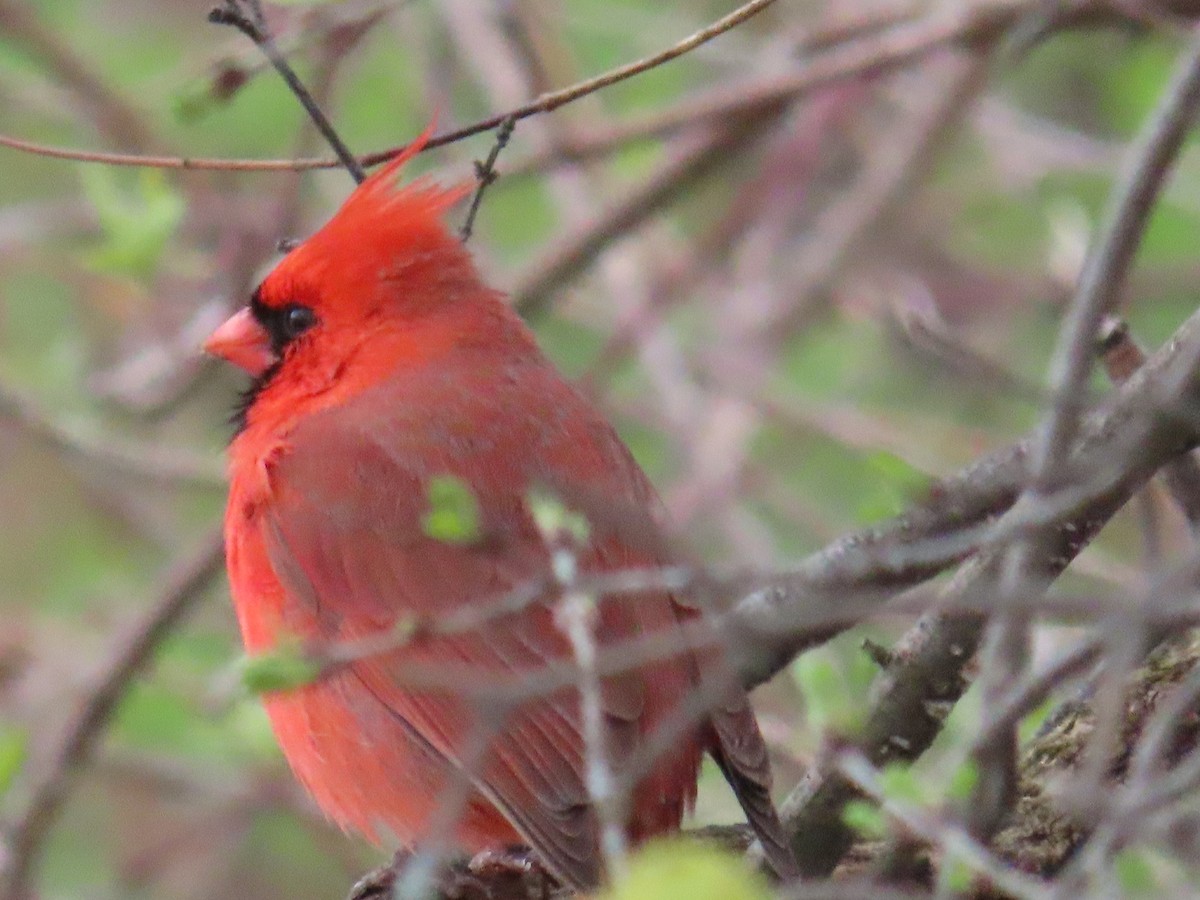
[203,308,276,377]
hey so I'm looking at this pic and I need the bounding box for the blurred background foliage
[2,1,1200,898]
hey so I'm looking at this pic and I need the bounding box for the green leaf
[528,488,590,543]
[238,643,322,695]
[939,853,974,895]
[841,800,886,840]
[793,656,842,729]
[0,727,28,799]
[854,451,930,523]
[945,759,979,802]
[602,839,770,900]
[79,167,184,279]
[1018,696,1058,744]
[422,475,481,544]
[223,698,285,761]
[1113,847,1159,895]
[791,638,879,736]
[878,763,924,804]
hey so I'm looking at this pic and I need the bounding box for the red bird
[205,135,795,889]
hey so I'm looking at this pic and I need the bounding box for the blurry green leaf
[945,759,979,802]
[1018,696,1058,744]
[172,78,213,123]
[1105,39,1176,135]
[841,800,886,840]
[79,167,183,279]
[0,727,27,799]
[792,638,879,737]
[1113,847,1159,896]
[223,698,284,761]
[854,451,930,523]
[878,763,924,804]
[792,656,842,730]
[601,839,770,900]
[116,682,206,755]
[422,475,481,544]
[171,71,247,123]
[238,643,322,695]
[939,854,974,895]
[528,488,590,544]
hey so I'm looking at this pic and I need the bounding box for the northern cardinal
[205,133,795,889]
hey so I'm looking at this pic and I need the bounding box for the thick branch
[760,298,1200,874]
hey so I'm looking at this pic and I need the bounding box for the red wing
[257,402,658,887]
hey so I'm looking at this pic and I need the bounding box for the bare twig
[511,122,775,316]
[208,0,365,182]
[388,712,506,900]
[772,50,990,328]
[837,752,1052,900]
[0,0,781,174]
[969,21,1200,838]
[1,0,1166,176]
[0,531,226,900]
[460,117,516,243]
[1034,24,1200,489]
[552,547,628,881]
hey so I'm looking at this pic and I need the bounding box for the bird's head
[204,127,474,378]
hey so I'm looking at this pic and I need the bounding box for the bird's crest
[331,123,472,241]
[266,124,474,306]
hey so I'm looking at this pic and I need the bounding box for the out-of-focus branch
[0,0,1184,175]
[0,0,156,150]
[836,752,1051,899]
[771,50,991,329]
[0,0,782,173]
[511,120,778,317]
[0,376,226,488]
[0,530,226,900]
[1098,315,1200,530]
[208,0,365,183]
[969,21,1200,840]
[742,25,1200,867]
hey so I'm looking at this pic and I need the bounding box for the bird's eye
[281,305,317,340]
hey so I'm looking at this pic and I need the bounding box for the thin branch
[968,22,1200,838]
[511,122,775,316]
[0,531,226,900]
[1034,22,1200,490]
[208,0,365,182]
[460,116,516,243]
[771,49,990,329]
[0,0,1154,177]
[0,0,782,174]
[552,548,628,881]
[836,753,1052,900]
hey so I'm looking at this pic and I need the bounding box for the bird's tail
[708,697,799,882]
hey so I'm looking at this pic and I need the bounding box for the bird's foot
[453,845,556,899]
[346,846,556,900]
[346,848,411,900]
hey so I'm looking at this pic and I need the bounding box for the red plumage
[206,133,795,889]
